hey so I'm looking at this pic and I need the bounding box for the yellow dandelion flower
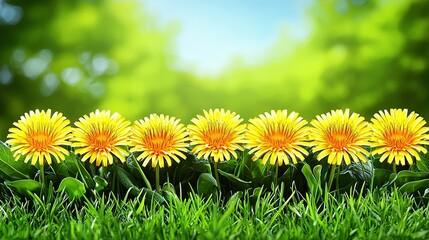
[72,109,131,167]
[309,109,371,165]
[130,114,188,168]
[245,110,310,166]
[7,109,71,166]
[188,108,246,163]
[370,109,429,165]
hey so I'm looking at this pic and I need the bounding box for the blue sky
[143,1,312,76]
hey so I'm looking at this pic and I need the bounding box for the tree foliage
[1,0,428,139]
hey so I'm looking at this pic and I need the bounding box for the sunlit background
[1,0,428,140]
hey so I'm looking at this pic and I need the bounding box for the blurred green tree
[0,0,176,139]
[308,0,429,118]
[211,0,429,120]
[1,0,428,141]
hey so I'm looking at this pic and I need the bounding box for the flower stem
[40,163,45,189]
[213,161,221,189]
[132,155,152,190]
[274,164,279,189]
[392,162,397,175]
[155,165,160,192]
[336,164,340,192]
[112,168,116,193]
[327,164,337,191]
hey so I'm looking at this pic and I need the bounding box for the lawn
[1,186,429,239]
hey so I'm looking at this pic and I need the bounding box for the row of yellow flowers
[6,108,429,170]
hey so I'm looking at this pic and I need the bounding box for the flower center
[387,132,409,150]
[149,136,172,153]
[31,133,51,150]
[206,131,228,148]
[266,133,291,149]
[327,131,352,150]
[93,134,112,150]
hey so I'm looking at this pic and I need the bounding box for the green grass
[1,187,429,240]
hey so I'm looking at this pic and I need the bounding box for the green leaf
[162,182,176,194]
[124,154,142,177]
[218,159,237,173]
[313,165,322,185]
[0,142,30,180]
[417,151,429,172]
[251,161,266,182]
[61,153,79,175]
[373,169,392,187]
[301,164,316,187]
[49,160,71,179]
[394,171,429,186]
[5,179,41,195]
[218,169,251,189]
[191,159,212,173]
[115,166,140,196]
[160,188,179,203]
[93,176,108,192]
[58,177,86,200]
[342,161,373,182]
[301,163,321,195]
[278,167,293,184]
[51,153,79,179]
[197,173,218,197]
[140,188,166,205]
[178,153,212,174]
[399,179,429,193]
[73,153,95,189]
